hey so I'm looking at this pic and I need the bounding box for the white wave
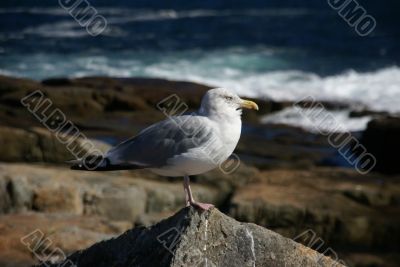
[105,8,311,24]
[22,20,126,38]
[99,7,311,16]
[236,67,400,114]
[141,61,400,114]
[1,47,399,115]
[0,7,311,25]
[0,7,311,16]
[262,107,372,133]
[23,21,89,38]
[2,7,310,38]
[0,7,68,15]
[0,69,15,76]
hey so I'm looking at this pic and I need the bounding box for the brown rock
[0,125,111,164]
[229,168,400,252]
[0,212,132,267]
[0,126,42,162]
[0,163,221,222]
[88,186,146,222]
[33,185,83,214]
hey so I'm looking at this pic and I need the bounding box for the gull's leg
[183,175,195,204]
[183,177,190,207]
[183,175,214,211]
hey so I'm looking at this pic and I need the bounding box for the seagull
[71,88,258,210]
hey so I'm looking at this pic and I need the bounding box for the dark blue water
[0,0,399,112]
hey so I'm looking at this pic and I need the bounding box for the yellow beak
[240,99,259,111]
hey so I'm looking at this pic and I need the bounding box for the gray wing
[105,115,214,168]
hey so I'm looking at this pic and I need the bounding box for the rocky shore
[0,75,399,267]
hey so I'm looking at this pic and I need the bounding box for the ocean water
[0,1,399,120]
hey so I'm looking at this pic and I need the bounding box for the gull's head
[199,88,258,116]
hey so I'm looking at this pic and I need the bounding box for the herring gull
[71,88,258,210]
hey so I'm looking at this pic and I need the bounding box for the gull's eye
[224,95,233,101]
